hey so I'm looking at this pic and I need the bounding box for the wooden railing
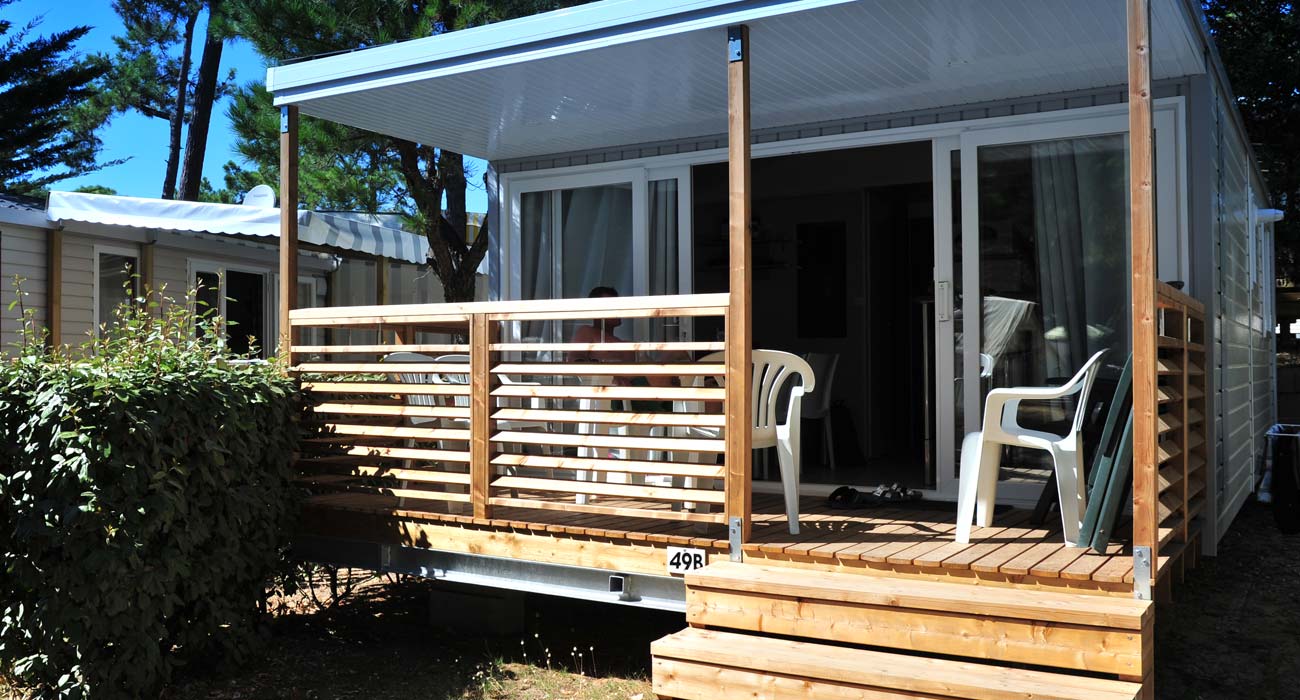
[1139,281,1208,578]
[290,293,736,531]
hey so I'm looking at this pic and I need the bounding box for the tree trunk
[161,8,198,200]
[178,1,224,201]
[441,150,467,239]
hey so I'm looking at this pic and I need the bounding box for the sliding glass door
[509,167,691,343]
[935,106,1182,500]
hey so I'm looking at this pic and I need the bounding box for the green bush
[0,286,304,699]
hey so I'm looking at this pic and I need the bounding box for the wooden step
[652,627,1143,700]
[685,562,1150,676]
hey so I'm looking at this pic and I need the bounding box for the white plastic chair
[676,350,815,535]
[801,352,839,470]
[955,350,1107,546]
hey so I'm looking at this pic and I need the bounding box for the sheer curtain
[648,179,679,342]
[1030,135,1128,380]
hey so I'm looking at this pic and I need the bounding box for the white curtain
[1031,135,1128,380]
[560,184,634,299]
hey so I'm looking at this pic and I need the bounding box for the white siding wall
[0,224,48,353]
[1211,81,1274,543]
[59,232,103,344]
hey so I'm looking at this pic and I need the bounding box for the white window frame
[92,242,142,335]
[187,258,276,351]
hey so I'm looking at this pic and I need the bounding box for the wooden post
[725,24,753,541]
[376,255,390,305]
[278,105,300,361]
[140,241,156,316]
[1128,0,1159,578]
[470,313,494,520]
[46,228,62,348]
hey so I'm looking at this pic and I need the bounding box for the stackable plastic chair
[955,350,1107,546]
[675,350,815,535]
[801,352,840,471]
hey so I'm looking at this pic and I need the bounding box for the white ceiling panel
[269,0,1206,161]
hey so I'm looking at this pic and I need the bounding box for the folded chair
[955,350,1107,546]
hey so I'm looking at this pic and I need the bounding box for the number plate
[666,547,708,575]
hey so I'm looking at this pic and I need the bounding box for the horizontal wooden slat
[491,341,724,353]
[345,445,469,462]
[1157,358,1181,375]
[494,430,725,453]
[1157,414,1181,435]
[493,362,724,376]
[491,384,724,401]
[491,453,725,479]
[359,486,470,504]
[1186,385,1205,400]
[491,475,725,504]
[1185,408,1204,426]
[302,382,468,395]
[295,362,468,374]
[1157,440,1181,464]
[652,628,1142,700]
[1157,335,1182,348]
[492,407,725,428]
[304,466,471,486]
[311,402,469,420]
[289,292,730,320]
[292,313,470,327]
[1157,464,1184,492]
[1186,362,1204,375]
[293,344,468,355]
[1158,491,1183,522]
[324,423,471,441]
[1158,518,1183,549]
[686,562,1150,629]
[488,496,724,523]
[488,306,726,322]
[1157,386,1180,404]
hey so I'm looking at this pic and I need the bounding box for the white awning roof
[46,191,429,264]
[267,0,1206,162]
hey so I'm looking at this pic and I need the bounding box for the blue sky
[12,0,488,213]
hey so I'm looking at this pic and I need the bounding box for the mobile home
[266,1,1276,697]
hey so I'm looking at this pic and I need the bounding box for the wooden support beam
[46,228,62,348]
[140,241,156,316]
[1128,0,1159,574]
[376,254,390,305]
[470,313,494,520]
[278,104,300,361]
[724,24,753,541]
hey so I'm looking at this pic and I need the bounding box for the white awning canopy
[267,0,1207,162]
[46,191,429,264]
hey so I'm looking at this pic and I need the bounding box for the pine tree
[223,0,588,302]
[0,0,114,194]
[95,0,234,200]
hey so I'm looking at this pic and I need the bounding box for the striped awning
[46,191,430,264]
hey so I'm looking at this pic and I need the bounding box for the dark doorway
[225,270,266,357]
[691,141,935,488]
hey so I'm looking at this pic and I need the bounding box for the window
[189,261,272,357]
[94,245,139,335]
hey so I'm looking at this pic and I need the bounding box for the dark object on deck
[1268,426,1300,534]
[1032,355,1134,553]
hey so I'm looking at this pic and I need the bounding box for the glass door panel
[959,130,1131,497]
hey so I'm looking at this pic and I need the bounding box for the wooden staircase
[652,562,1153,700]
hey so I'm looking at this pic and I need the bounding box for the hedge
[0,287,304,698]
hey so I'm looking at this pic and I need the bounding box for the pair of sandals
[828,483,923,509]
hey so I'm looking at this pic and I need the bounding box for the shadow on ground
[164,575,672,700]
[1157,500,1300,700]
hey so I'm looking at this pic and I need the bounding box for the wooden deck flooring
[303,490,1140,594]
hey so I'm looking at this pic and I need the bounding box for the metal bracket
[280,105,290,133]
[726,25,745,62]
[728,517,743,562]
[1132,546,1152,600]
[380,543,393,571]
